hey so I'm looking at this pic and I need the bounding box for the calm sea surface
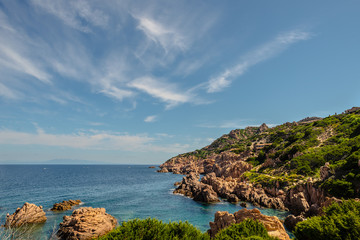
[0,165,289,239]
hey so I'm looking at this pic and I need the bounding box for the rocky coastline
[157,113,360,233]
[159,149,336,219]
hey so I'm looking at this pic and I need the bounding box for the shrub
[293,200,360,240]
[214,219,277,240]
[97,218,210,240]
[321,179,354,198]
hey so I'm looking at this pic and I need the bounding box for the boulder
[209,208,290,240]
[284,214,305,231]
[5,202,47,228]
[157,168,169,173]
[240,202,247,208]
[226,194,239,203]
[234,209,290,240]
[209,211,235,237]
[289,192,310,215]
[57,207,117,240]
[51,200,82,211]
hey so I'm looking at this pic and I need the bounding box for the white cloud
[144,115,157,123]
[0,45,51,84]
[99,86,134,101]
[207,30,312,93]
[128,76,192,109]
[0,128,153,151]
[136,16,187,52]
[31,0,109,32]
[0,127,193,154]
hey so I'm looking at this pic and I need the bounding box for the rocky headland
[159,109,360,231]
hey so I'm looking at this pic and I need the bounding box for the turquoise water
[0,165,289,239]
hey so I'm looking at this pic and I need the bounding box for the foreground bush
[214,219,278,240]
[293,200,360,240]
[97,218,210,240]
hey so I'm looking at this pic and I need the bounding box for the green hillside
[171,108,360,199]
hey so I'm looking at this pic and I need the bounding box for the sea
[0,165,290,239]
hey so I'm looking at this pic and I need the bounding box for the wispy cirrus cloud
[0,126,191,154]
[206,30,312,93]
[136,16,187,53]
[129,76,192,109]
[30,0,109,32]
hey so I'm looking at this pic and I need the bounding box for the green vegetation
[242,171,304,188]
[214,219,278,240]
[98,218,277,240]
[293,200,360,240]
[167,111,360,199]
[97,218,210,240]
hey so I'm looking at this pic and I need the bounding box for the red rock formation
[57,207,117,240]
[51,199,82,211]
[209,208,290,240]
[173,173,220,203]
[5,202,47,227]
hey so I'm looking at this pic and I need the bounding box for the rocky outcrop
[159,149,252,176]
[201,173,237,198]
[320,162,331,180]
[5,202,47,227]
[209,208,290,240]
[173,173,219,203]
[284,214,305,231]
[208,211,235,237]
[51,200,82,211]
[284,180,326,216]
[57,207,117,240]
[234,182,286,210]
[257,123,269,133]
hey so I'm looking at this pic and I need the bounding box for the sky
[0,0,359,164]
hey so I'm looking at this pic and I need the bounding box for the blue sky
[0,0,359,164]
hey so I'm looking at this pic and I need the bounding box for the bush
[321,179,354,198]
[97,218,210,240]
[214,219,277,240]
[293,200,360,240]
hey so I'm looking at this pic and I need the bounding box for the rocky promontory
[160,110,360,221]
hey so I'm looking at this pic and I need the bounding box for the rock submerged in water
[209,208,290,240]
[5,202,47,228]
[51,199,82,211]
[57,207,117,240]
